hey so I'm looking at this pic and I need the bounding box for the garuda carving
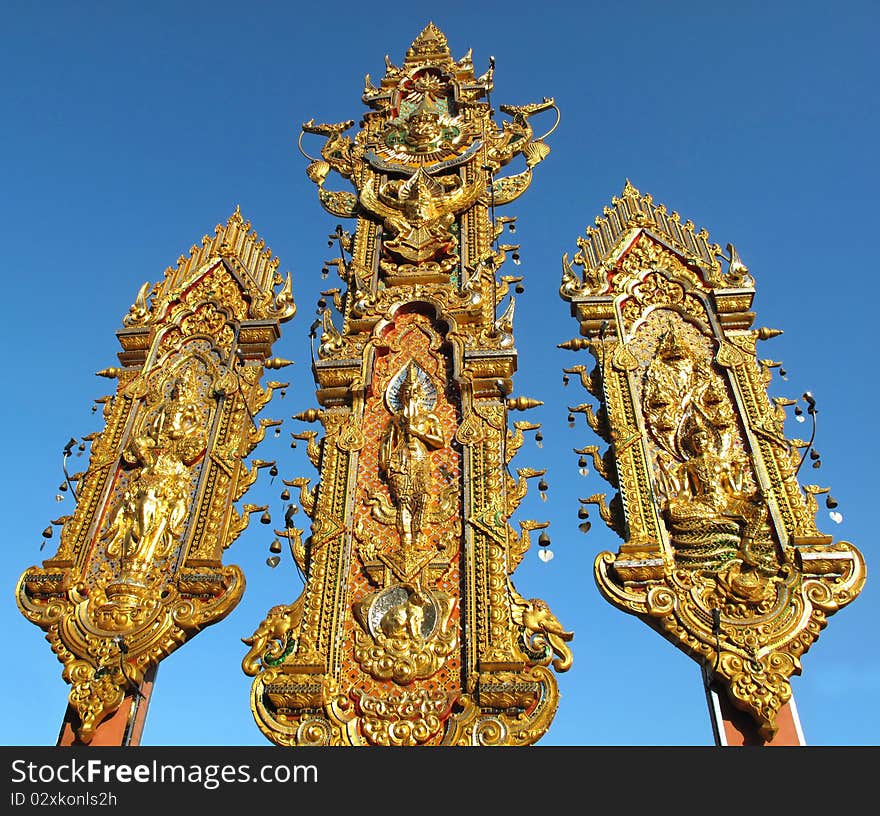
[360,168,484,277]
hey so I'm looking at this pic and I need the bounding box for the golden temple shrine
[15,23,863,748]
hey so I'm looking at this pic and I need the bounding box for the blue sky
[2,1,878,746]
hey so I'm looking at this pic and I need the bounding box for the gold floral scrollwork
[353,584,457,683]
[717,651,797,740]
[336,417,365,452]
[454,410,484,445]
[354,688,457,746]
[715,339,747,369]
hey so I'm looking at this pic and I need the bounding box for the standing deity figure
[378,365,444,550]
[103,367,206,576]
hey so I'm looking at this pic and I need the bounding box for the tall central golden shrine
[243,24,572,746]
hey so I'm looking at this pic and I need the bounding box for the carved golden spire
[559,184,865,741]
[245,29,567,747]
[404,22,453,66]
[16,211,296,744]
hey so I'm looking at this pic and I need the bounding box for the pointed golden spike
[622,178,640,197]
[405,22,452,65]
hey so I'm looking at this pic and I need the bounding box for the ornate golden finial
[622,178,640,197]
[405,22,452,65]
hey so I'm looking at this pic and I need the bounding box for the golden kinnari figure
[16,209,295,743]
[243,24,572,746]
[559,181,865,739]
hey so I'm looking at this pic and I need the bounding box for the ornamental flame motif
[16,209,296,742]
[559,181,865,739]
[243,24,572,746]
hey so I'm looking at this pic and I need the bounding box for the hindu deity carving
[353,582,457,684]
[642,324,777,577]
[362,168,483,278]
[382,88,464,158]
[102,367,206,591]
[378,363,444,551]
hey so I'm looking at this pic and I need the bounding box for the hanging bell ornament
[266,556,281,568]
[269,539,282,554]
[538,478,548,501]
[260,510,272,524]
[280,488,291,501]
[537,530,553,562]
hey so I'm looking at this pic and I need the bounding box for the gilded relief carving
[17,209,295,741]
[378,363,445,551]
[560,181,864,738]
[247,26,569,746]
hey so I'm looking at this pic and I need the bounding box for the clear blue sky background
[2,1,877,747]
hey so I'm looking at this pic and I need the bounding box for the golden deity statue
[103,368,206,578]
[379,364,444,550]
[664,413,771,573]
[642,327,774,575]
